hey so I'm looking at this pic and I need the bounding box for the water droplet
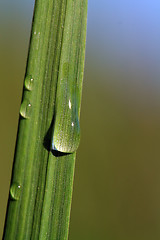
[20,99,32,119]
[24,75,34,91]
[51,61,81,153]
[10,183,22,200]
[51,109,80,153]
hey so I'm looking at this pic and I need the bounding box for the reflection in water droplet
[24,75,34,91]
[20,99,32,119]
[10,183,22,200]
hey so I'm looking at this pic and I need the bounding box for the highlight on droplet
[69,99,72,109]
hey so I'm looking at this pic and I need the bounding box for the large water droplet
[10,183,22,200]
[24,75,34,91]
[51,116,80,153]
[51,98,80,153]
[51,61,81,153]
[20,99,32,119]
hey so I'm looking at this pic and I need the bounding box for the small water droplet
[24,75,34,91]
[20,99,32,119]
[10,183,22,200]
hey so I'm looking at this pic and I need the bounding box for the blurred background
[1,0,160,239]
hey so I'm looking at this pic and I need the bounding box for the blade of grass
[3,0,87,239]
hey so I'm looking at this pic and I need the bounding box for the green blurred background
[1,0,160,239]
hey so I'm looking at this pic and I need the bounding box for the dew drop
[10,183,22,200]
[20,99,32,119]
[24,75,34,91]
[51,113,80,153]
[51,61,81,153]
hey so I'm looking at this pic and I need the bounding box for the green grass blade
[3,0,87,239]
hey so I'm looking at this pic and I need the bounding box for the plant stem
[3,0,87,239]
